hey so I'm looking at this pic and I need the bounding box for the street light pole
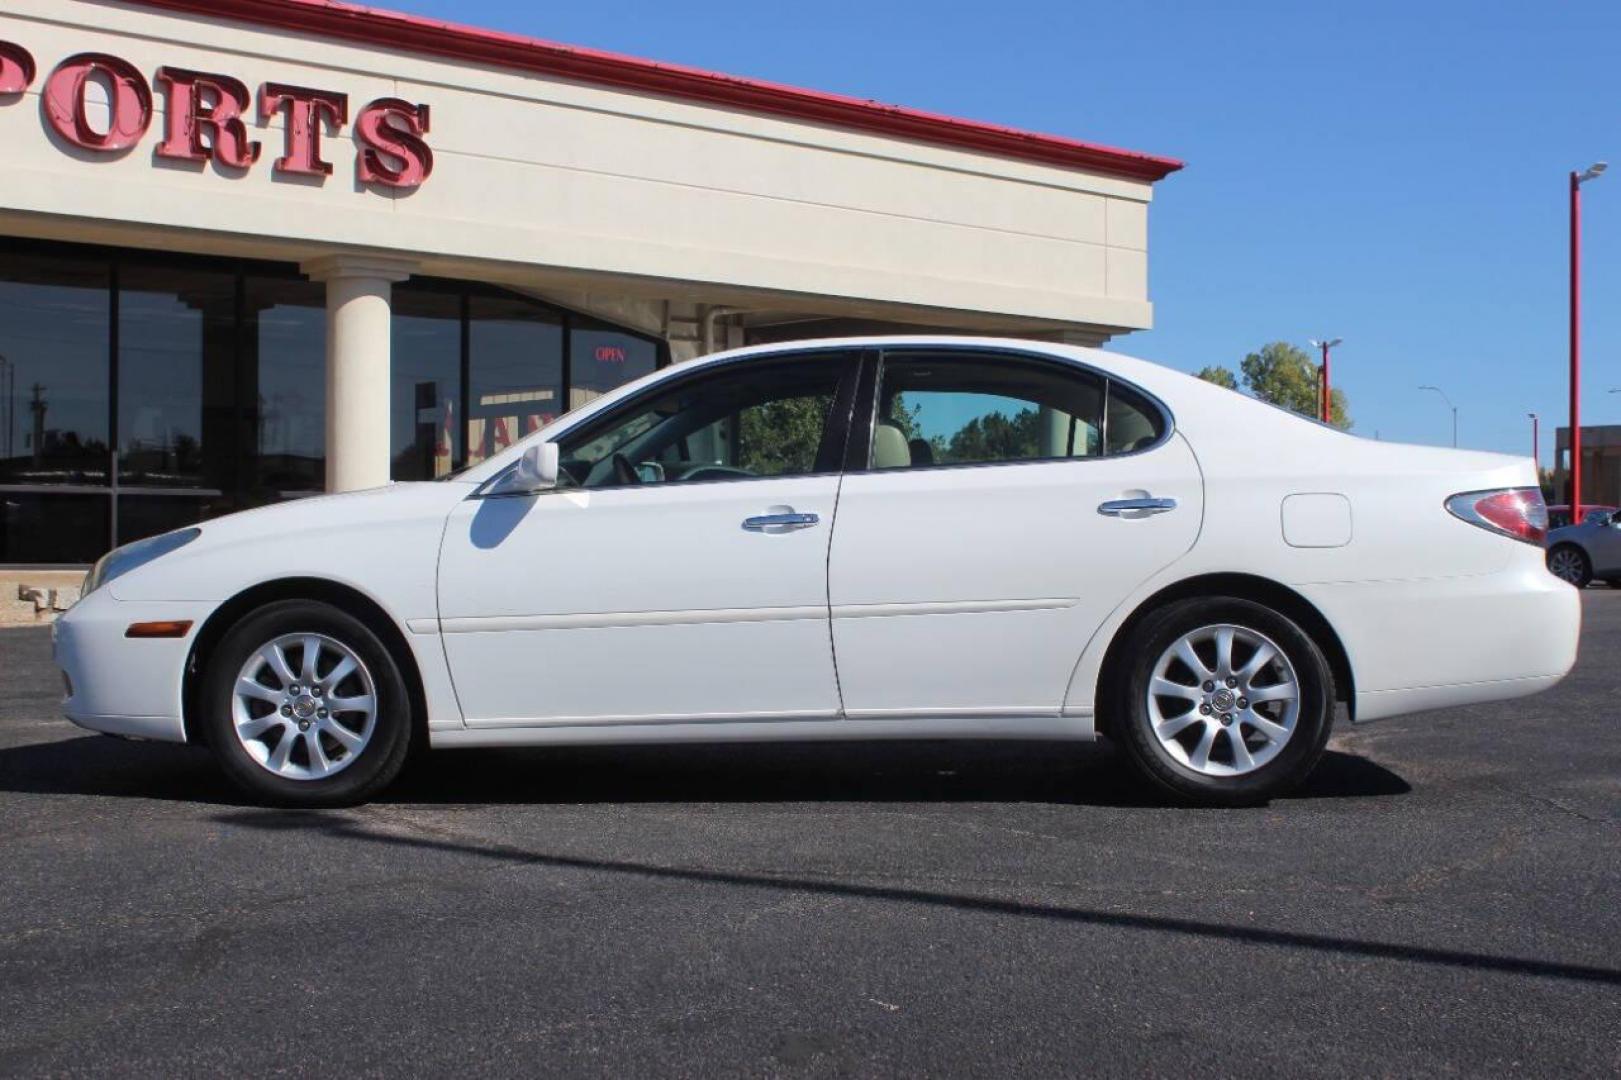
[1529,412,1539,467]
[1309,338,1342,423]
[1419,384,1458,447]
[1570,162,1607,520]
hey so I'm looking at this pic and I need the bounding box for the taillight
[1445,487,1547,546]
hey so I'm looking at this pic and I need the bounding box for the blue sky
[384,0,1621,464]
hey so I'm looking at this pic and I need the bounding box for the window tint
[557,355,849,489]
[872,352,1105,469]
[1105,380,1167,455]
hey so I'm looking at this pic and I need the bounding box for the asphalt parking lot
[1,595,1617,1077]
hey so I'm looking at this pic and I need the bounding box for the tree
[737,395,829,475]
[1238,342,1351,430]
[946,408,1041,463]
[1195,365,1238,390]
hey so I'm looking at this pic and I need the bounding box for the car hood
[107,481,477,606]
[1547,522,1598,543]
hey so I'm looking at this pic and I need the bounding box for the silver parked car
[1546,510,1621,588]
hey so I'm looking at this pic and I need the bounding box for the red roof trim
[125,0,1183,181]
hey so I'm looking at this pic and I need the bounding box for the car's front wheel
[1115,597,1334,806]
[1547,544,1592,588]
[200,600,413,806]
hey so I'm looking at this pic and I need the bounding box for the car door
[437,350,859,727]
[1585,513,1621,576]
[827,347,1203,717]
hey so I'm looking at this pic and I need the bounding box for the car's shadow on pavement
[0,731,1409,807]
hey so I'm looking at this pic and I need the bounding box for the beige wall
[0,0,1160,338]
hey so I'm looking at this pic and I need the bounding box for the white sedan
[54,337,1579,806]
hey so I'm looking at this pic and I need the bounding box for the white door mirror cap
[489,442,559,496]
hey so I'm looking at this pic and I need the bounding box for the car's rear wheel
[200,600,412,806]
[1115,597,1334,806]
[1547,545,1592,588]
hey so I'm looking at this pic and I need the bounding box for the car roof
[690,334,1181,397]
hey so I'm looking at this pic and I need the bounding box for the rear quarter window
[1104,380,1167,455]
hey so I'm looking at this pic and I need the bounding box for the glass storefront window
[569,318,660,411]
[116,265,239,541]
[117,266,234,492]
[467,295,562,468]
[250,276,327,498]
[0,491,110,565]
[0,253,111,487]
[0,239,666,562]
[391,288,461,482]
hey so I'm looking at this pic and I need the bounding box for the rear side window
[869,351,1165,469]
[871,352,1105,470]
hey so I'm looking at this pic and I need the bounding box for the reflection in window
[0,491,110,564]
[468,296,562,468]
[0,253,110,486]
[569,319,659,410]
[117,266,236,493]
[0,240,669,561]
[117,265,238,537]
[559,356,843,489]
[391,288,460,481]
[250,276,327,496]
[874,353,1105,469]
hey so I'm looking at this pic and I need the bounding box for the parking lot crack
[1492,781,1616,827]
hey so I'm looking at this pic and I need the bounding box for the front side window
[872,352,1107,470]
[557,354,850,489]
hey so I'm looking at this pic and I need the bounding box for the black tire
[200,600,413,807]
[1547,544,1592,589]
[1114,597,1335,807]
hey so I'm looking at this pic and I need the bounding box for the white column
[302,255,416,492]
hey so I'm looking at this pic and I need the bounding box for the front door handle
[1098,497,1177,518]
[742,511,820,533]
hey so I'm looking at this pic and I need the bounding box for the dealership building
[1555,425,1621,512]
[0,0,1180,564]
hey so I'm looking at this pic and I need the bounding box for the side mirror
[485,442,559,496]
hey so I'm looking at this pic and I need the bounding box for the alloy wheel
[1548,547,1587,586]
[1145,623,1301,778]
[231,633,378,780]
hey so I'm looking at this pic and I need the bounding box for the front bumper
[1299,558,1581,723]
[53,587,213,743]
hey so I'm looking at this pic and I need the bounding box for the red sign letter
[258,82,347,177]
[155,67,260,169]
[43,53,152,152]
[355,98,433,189]
[0,41,35,96]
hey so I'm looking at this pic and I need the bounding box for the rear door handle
[742,512,820,532]
[1098,497,1177,518]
